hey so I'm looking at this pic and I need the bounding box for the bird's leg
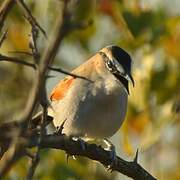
[65,136,86,161]
[65,136,86,163]
[103,138,117,171]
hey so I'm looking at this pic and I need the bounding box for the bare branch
[0,54,90,81]
[48,66,92,81]
[0,0,15,32]
[8,50,33,56]
[28,24,40,63]
[16,0,47,37]
[0,139,27,177]
[28,134,157,180]
[0,54,36,68]
[26,148,40,180]
[0,29,8,47]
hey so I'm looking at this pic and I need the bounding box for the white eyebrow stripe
[104,52,112,61]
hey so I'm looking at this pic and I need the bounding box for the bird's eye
[106,60,115,72]
[107,60,114,68]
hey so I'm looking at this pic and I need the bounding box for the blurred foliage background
[0,0,180,179]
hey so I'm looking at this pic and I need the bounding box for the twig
[0,29,8,47]
[16,0,47,38]
[0,139,27,177]
[48,66,91,81]
[8,50,33,56]
[26,148,40,180]
[29,25,40,62]
[0,54,90,80]
[27,13,40,63]
[26,12,47,179]
[0,0,15,32]
[27,90,49,179]
[26,84,49,179]
[0,54,36,69]
[0,54,36,68]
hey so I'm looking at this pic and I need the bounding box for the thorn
[46,75,55,79]
[59,119,66,134]
[133,148,139,163]
[66,154,70,164]
[55,119,66,135]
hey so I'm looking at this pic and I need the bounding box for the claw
[66,136,86,163]
[72,137,86,151]
[66,154,70,164]
[103,139,117,171]
[133,148,139,163]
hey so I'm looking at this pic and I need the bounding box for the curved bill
[125,73,135,87]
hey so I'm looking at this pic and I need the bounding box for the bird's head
[99,45,134,95]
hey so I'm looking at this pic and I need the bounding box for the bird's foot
[103,139,117,172]
[66,137,86,161]
[71,136,86,151]
[65,137,86,163]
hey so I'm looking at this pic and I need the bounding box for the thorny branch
[0,121,157,180]
[29,134,156,180]
[0,0,156,180]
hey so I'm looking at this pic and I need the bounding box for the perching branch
[28,134,156,180]
[0,122,157,180]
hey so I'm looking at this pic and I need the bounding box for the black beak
[114,72,134,95]
[127,73,135,87]
[113,73,130,95]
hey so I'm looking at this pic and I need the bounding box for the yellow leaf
[121,122,134,155]
[8,21,30,51]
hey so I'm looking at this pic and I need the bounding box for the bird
[47,45,134,155]
[33,45,134,161]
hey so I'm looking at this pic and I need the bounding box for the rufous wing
[50,76,75,101]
